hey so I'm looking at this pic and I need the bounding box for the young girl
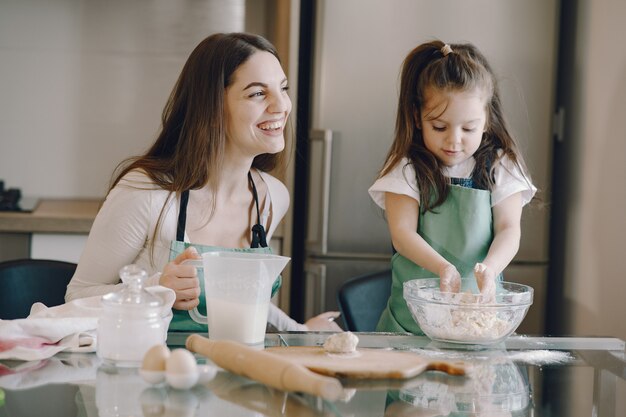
[368,40,536,334]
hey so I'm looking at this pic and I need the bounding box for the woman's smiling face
[420,87,488,167]
[224,51,291,158]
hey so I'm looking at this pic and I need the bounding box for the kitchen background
[0,0,624,349]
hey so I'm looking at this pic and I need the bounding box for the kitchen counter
[0,198,103,262]
[0,199,102,234]
[0,333,624,416]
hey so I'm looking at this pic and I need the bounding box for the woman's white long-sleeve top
[65,169,306,331]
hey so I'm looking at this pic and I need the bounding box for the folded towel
[0,286,175,361]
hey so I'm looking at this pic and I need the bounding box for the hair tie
[441,44,453,57]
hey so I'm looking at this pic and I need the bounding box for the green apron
[168,173,281,332]
[376,183,500,334]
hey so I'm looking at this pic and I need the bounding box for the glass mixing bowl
[403,278,533,345]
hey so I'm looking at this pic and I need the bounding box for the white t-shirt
[66,169,305,331]
[369,152,536,209]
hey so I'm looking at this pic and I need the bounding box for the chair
[337,269,392,332]
[0,258,77,319]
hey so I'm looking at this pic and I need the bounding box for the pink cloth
[0,286,175,361]
[0,336,55,352]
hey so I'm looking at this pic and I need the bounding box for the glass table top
[0,332,624,417]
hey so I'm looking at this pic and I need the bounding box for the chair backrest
[0,258,77,319]
[337,269,392,332]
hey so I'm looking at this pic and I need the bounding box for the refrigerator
[296,0,558,335]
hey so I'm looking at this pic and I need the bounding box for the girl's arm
[385,192,461,291]
[475,191,523,300]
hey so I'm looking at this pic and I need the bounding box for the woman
[65,32,340,332]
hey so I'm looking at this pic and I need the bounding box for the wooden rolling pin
[186,334,344,401]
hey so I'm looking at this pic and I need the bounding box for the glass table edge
[166,331,625,352]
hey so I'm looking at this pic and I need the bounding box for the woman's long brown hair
[108,33,287,260]
[379,40,531,212]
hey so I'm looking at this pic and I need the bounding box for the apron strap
[248,172,268,248]
[450,156,493,190]
[176,190,189,242]
[176,173,268,248]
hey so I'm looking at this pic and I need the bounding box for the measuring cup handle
[181,259,207,325]
[189,307,207,324]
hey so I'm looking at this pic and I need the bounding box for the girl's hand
[160,247,202,310]
[439,264,461,292]
[304,311,343,331]
[474,263,496,303]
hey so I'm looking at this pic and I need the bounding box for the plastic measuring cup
[186,251,290,346]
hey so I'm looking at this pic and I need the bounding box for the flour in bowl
[404,279,533,344]
[412,301,516,343]
[448,309,510,339]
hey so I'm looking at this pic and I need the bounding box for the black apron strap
[248,172,268,248]
[176,190,189,242]
[177,173,268,248]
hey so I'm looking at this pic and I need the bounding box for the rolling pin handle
[186,334,344,401]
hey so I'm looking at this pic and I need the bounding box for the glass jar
[97,265,165,367]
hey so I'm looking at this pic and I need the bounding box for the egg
[142,345,171,372]
[165,348,199,390]
[140,344,171,384]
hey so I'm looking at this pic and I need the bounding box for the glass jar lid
[101,264,163,309]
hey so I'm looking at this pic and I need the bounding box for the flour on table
[506,350,572,365]
[408,348,573,365]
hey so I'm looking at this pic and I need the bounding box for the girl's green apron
[168,173,281,332]
[377,176,502,334]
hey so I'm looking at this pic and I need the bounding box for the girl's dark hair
[379,40,530,212]
[109,32,286,259]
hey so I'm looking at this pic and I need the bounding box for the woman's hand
[439,264,461,292]
[159,247,202,310]
[304,311,342,331]
[474,263,496,303]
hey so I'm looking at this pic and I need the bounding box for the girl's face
[224,51,291,158]
[419,87,488,167]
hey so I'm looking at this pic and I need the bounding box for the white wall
[564,0,626,340]
[0,0,244,199]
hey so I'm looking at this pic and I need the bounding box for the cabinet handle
[304,261,327,317]
[306,129,333,255]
